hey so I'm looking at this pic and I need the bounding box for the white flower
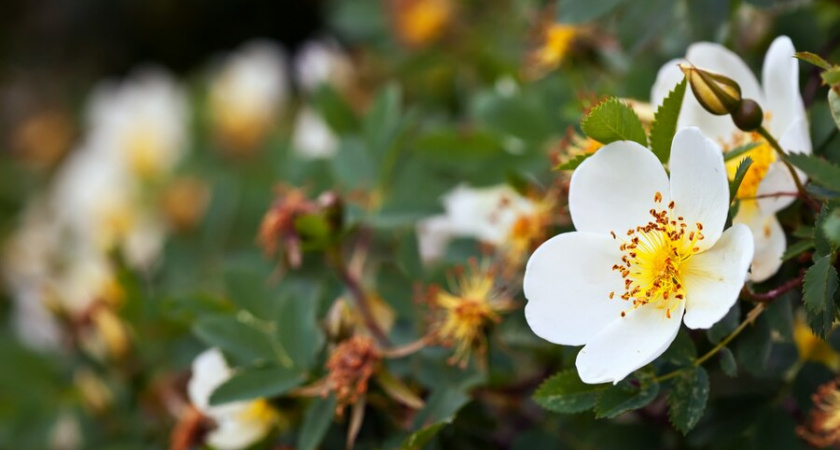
[86,68,189,179]
[416,184,538,262]
[293,38,353,92]
[291,106,339,159]
[524,128,754,384]
[188,349,277,450]
[209,40,289,150]
[652,36,809,282]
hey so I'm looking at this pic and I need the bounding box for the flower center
[610,193,704,318]
[723,133,776,201]
[239,399,277,425]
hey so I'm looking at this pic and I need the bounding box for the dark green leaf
[788,153,840,191]
[556,0,628,23]
[311,84,359,134]
[400,421,451,450]
[555,153,592,171]
[667,366,710,434]
[533,370,609,414]
[794,51,831,70]
[193,314,283,365]
[719,347,737,377]
[297,395,337,450]
[649,79,687,163]
[209,365,304,406]
[822,209,840,250]
[274,279,326,370]
[803,254,839,338]
[581,98,647,147]
[781,239,814,262]
[662,329,697,366]
[735,314,772,376]
[594,372,660,418]
[728,157,753,204]
[708,303,740,344]
[723,142,759,161]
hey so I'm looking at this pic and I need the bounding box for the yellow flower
[391,0,453,48]
[524,23,581,79]
[793,317,840,370]
[435,261,514,366]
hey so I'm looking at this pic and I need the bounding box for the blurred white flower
[291,106,338,159]
[210,40,289,151]
[416,184,538,262]
[525,128,753,384]
[294,38,353,92]
[50,148,165,269]
[652,36,809,282]
[86,68,189,179]
[188,348,277,450]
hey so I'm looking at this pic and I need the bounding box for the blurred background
[2,0,840,449]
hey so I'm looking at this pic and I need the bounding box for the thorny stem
[328,249,391,347]
[654,303,767,382]
[741,273,804,303]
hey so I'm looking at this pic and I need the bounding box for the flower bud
[731,99,763,131]
[679,63,742,115]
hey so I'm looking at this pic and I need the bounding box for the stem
[694,303,765,366]
[741,274,804,303]
[328,249,391,347]
[380,334,433,359]
[757,126,807,200]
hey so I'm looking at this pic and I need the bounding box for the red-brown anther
[257,188,326,269]
[798,377,840,448]
[324,336,381,416]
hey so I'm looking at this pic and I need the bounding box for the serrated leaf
[794,51,831,70]
[581,98,647,147]
[803,254,839,338]
[723,142,760,161]
[667,366,709,434]
[781,239,814,262]
[649,79,686,163]
[719,347,737,377]
[788,153,840,192]
[297,394,337,450]
[814,207,836,259]
[533,370,609,414]
[555,153,592,170]
[209,365,304,406]
[662,329,697,366]
[594,372,659,419]
[728,157,753,204]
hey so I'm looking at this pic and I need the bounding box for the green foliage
[555,153,592,170]
[781,239,815,262]
[814,206,838,260]
[803,254,839,338]
[788,153,840,192]
[594,372,660,419]
[794,51,832,70]
[297,395,338,450]
[830,89,840,131]
[400,421,451,450]
[209,364,304,405]
[723,142,759,161]
[556,0,628,23]
[532,370,608,413]
[581,98,648,147]
[649,79,687,163]
[719,347,737,377]
[667,367,710,434]
[728,157,753,204]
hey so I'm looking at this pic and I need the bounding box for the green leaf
[377,370,425,410]
[708,303,740,344]
[556,0,628,23]
[824,69,840,87]
[735,314,772,376]
[580,98,647,147]
[788,153,840,192]
[274,278,326,370]
[823,209,840,249]
[297,395,337,450]
[723,142,759,161]
[364,83,404,161]
[794,51,831,70]
[667,366,710,434]
[662,329,697,366]
[209,365,305,406]
[311,84,359,134]
[555,153,592,171]
[649,79,687,163]
[728,156,753,204]
[193,314,283,365]
[814,207,837,259]
[719,347,737,377]
[781,239,814,262]
[532,370,609,414]
[803,254,839,338]
[832,88,840,132]
[594,372,660,419]
[400,421,451,450]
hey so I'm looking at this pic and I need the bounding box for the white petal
[576,300,685,384]
[416,215,453,263]
[669,127,730,250]
[762,36,807,139]
[207,414,270,450]
[779,116,812,156]
[682,224,754,329]
[292,107,338,159]
[651,58,684,108]
[755,162,799,216]
[524,232,626,346]
[569,141,670,235]
[744,214,786,282]
[188,348,232,412]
